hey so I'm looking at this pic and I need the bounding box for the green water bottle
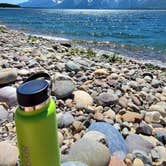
[15,72,61,166]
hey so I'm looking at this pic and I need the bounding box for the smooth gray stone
[0,68,17,85]
[0,105,8,121]
[57,112,74,128]
[52,74,75,99]
[64,138,110,166]
[126,134,154,153]
[65,61,81,72]
[0,86,17,107]
[88,122,128,160]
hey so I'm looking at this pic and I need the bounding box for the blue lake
[0,9,166,63]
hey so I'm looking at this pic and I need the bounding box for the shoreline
[1,24,165,69]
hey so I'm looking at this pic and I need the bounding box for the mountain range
[20,0,166,9]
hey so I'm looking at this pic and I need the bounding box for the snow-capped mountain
[20,0,166,9]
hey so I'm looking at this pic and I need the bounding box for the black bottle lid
[17,72,51,107]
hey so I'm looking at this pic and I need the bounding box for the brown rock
[122,112,143,122]
[94,69,109,76]
[119,96,128,108]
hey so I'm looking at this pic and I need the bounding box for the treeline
[0,3,20,8]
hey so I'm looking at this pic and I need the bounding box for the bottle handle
[24,72,52,89]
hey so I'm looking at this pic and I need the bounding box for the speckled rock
[73,90,93,109]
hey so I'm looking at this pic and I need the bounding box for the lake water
[0,9,166,63]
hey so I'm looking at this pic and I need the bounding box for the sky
[0,0,27,4]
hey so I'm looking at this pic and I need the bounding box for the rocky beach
[0,25,166,166]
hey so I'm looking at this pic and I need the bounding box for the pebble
[96,92,118,106]
[73,90,93,109]
[18,69,29,76]
[109,73,119,80]
[140,135,160,147]
[133,158,144,166]
[31,48,41,57]
[0,86,17,107]
[136,122,153,136]
[94,68,109,76]
[72,121,84,132]
[103,109,116,120]
[62,161,88,166]
[88,122,128,159]
[0,105,8,121]
[144,76,152,83]
[65,61,81,72]
[109,156,126,166]
[133,150,152,165]
[149,103,166,118]
[119,96,128,108]
[64,138,110,166]
[1,27,166,165]
[145,111,161,123]
[0,68,17,85]
[0,141,19,166]
[151,149,160,161]
[58,131,64,146]
[156,132,166,145]
[94,112,104,121]
[121,112,143,123]
[131,95,142,106]
[52,74,75,99]
[126,134,154,153]
[151,79,161,88]
[154,146,166,165]
[58,112,74,128]
[83,131,106,143]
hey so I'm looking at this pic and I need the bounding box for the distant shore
[0,3,20,8]
[0,24,165,69]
